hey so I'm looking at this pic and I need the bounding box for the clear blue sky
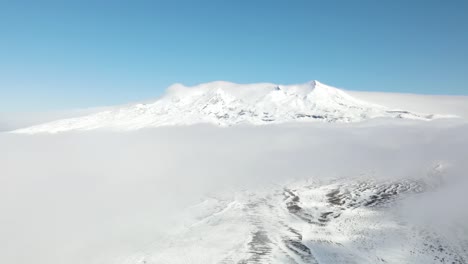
[1,0,467,111]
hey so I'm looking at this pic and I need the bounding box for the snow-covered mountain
[13,80,446,134]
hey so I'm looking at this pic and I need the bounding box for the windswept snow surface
[11,81,452,134]
[125,173,468,264]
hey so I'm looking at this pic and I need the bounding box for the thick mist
[1,120,468,264]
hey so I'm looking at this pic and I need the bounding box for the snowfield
[1,82,468,264]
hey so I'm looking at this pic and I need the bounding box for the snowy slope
[12,81,450,134]
[121,165,468,264]
[348,91,468,120]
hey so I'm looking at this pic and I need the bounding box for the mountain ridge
[12,80,449,134]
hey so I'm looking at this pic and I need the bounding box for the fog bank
[1,120,467,263]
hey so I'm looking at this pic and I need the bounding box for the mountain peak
[12,80,443,134]
[309,80,320,86]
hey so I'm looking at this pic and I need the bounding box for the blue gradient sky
[1,0,467,111]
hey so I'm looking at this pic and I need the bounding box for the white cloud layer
[1,119,467,263]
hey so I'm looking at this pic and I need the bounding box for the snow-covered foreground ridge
[13,80,451,133]
[123,166,468,264]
